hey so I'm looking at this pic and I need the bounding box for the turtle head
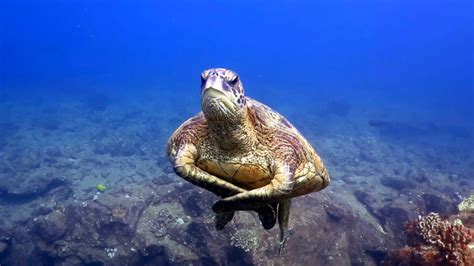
[201,68,246,121]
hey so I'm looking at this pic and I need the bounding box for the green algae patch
[96,183,107,192]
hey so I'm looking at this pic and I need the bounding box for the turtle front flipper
[171,143,247,197]
[212,162,295,211]
[215,211,235,230]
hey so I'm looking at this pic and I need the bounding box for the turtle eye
[227,75,239,85]
[201,72,208,83]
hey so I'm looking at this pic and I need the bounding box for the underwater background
[0,0,473,265]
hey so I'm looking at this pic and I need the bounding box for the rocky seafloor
[0,91,473,265]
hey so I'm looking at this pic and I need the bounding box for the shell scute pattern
[246,98,316,175]
[167,114,206,157]
[196,133,274,190]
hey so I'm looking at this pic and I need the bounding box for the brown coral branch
[383,212,474,266]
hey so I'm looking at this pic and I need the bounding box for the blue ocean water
[0,0,472,265]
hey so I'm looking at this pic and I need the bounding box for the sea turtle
[167,68,330,251]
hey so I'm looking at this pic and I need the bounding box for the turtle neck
[206,107,258,152]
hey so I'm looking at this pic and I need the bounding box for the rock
[341,174,358,185]
[8,150,41,171]
[354,190,374,208]
[45,147,63,158]
[457,210,474,228]
[407,169,428,183]
[225,246,253,265]
[33,200,59,216]
[263,194,395,266]
[359,150,378,163]
[0,228,12,241]
[141,244,165,257]
[152,174,175,186]
[94,140,140,157]
[324,204,345,222]
[381,177,413,191]
[423,193,456,214]
[379,206,409,230]
[34,211,67,242]
[161,162,176,175]
[365,249,387,265]
[0,242,7,255]
[0,176,67,203]
[178,189,214,217]
[3,179,410,265]
[28,182,204,264]
[354,190,385,225]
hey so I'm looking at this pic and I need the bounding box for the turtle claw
[278,236,288,255]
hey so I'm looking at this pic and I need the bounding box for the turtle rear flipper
[215,211,235,230]
[278,199,291,255]
[257,203,278,230]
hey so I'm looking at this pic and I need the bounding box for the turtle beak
[202,88,237,114]
[202,76,224,96]
[202,81,237,114]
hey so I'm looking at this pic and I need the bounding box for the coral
[459,195,474,213]
[407,213,472,264]
[230,230,258,253]
[383,212,474,266]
